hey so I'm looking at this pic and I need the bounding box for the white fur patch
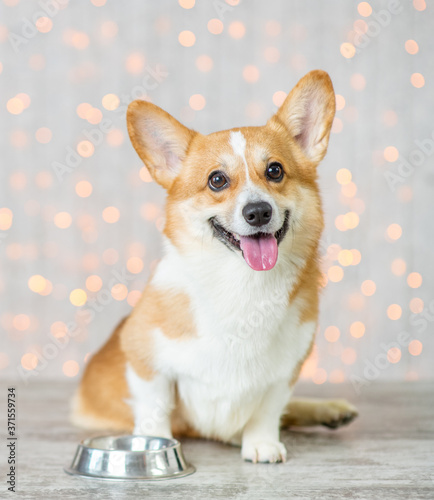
[149,240,314,442]
[125,363,173,438]
[229,130,249,180]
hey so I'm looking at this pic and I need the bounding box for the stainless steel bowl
[65,435,195,481]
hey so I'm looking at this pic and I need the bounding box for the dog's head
[127,70,335,271]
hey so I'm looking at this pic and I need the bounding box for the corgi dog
[72,70,358,463]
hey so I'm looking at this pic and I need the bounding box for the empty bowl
[65,434,195,481]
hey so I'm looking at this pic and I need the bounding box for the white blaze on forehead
[229,130,250,180]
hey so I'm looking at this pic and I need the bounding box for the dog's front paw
[241,440,287,463]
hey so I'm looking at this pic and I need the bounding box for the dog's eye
[208,171,229,191]
[266,162,284,182]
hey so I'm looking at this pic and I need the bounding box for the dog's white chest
[149,243,314,440]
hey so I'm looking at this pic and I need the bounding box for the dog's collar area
[209,210,290,252]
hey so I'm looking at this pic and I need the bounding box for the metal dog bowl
[65,435,195,481]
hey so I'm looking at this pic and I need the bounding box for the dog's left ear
[127,100,196,190]
[269,70,336,165]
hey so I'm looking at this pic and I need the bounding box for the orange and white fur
[72,70,357,463]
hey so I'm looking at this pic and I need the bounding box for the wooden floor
[2,380,433,499]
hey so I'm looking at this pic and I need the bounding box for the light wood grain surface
[1,380,433,499]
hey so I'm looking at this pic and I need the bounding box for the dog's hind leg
[281,398,358,429]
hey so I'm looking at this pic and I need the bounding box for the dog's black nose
[242,202,272,227]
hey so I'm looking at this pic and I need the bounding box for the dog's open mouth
[210,210,290,271]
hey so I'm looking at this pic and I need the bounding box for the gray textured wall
[1,0,433,388]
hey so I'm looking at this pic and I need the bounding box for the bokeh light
[338,249,353,266]
[111,284,128,301]
[54,212,72,229]
[361,280,376,296]
[391,258,406,276]
[21,353,38,371]
[350,73,366,91]
[7,98,24,115]
[70,289,87,306]
[386,223,402,240]
[324,326,340,342]
[207,19,224,35]
[335,94,345,110]
[35,127,52,144]
[405,40,419,55]
[28,275,46,294]
[178,30,196,47]
[357,2,372,16]
[125,52,145,74]
[196,55,213,72]
[77,140,95,158]
[343,212,359,229]
[413,0,426,11]
[409,298,423,314]
[0,208,13,230]
[341,347,357,365]
[13,314,30,331]
[243,65,260,83]
[63,360,80,377]
[75,180,93,197]
[407,272,422,288]
[102,206,120,223]
[408,340,422,356]
[189,94,206,111]
[107,129,124,147]
[272,91,287,107]
[51,321,68,339]
[350,321,365,338]
[35,16,53,34]
[179,0,195,7]
[340,43,356,59]
[312,368,327,385]
[336,168,352,185]
[139,167,153,182]
[387,304,402,320]
[86,275,103,292]
[228,21,245,39]
[384,146,399,162]
[100,20,118,38]
[328,266,344,282]
[331,117,343,134]
[387,347,401,364]
[128,290,142,307]
[127,257,144,274]
[411,73,425,88]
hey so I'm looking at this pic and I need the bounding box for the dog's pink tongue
[239,234,278,271]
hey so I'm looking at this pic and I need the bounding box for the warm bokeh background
[1,0,433,387]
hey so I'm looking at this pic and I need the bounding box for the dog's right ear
[127,100,196,190]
